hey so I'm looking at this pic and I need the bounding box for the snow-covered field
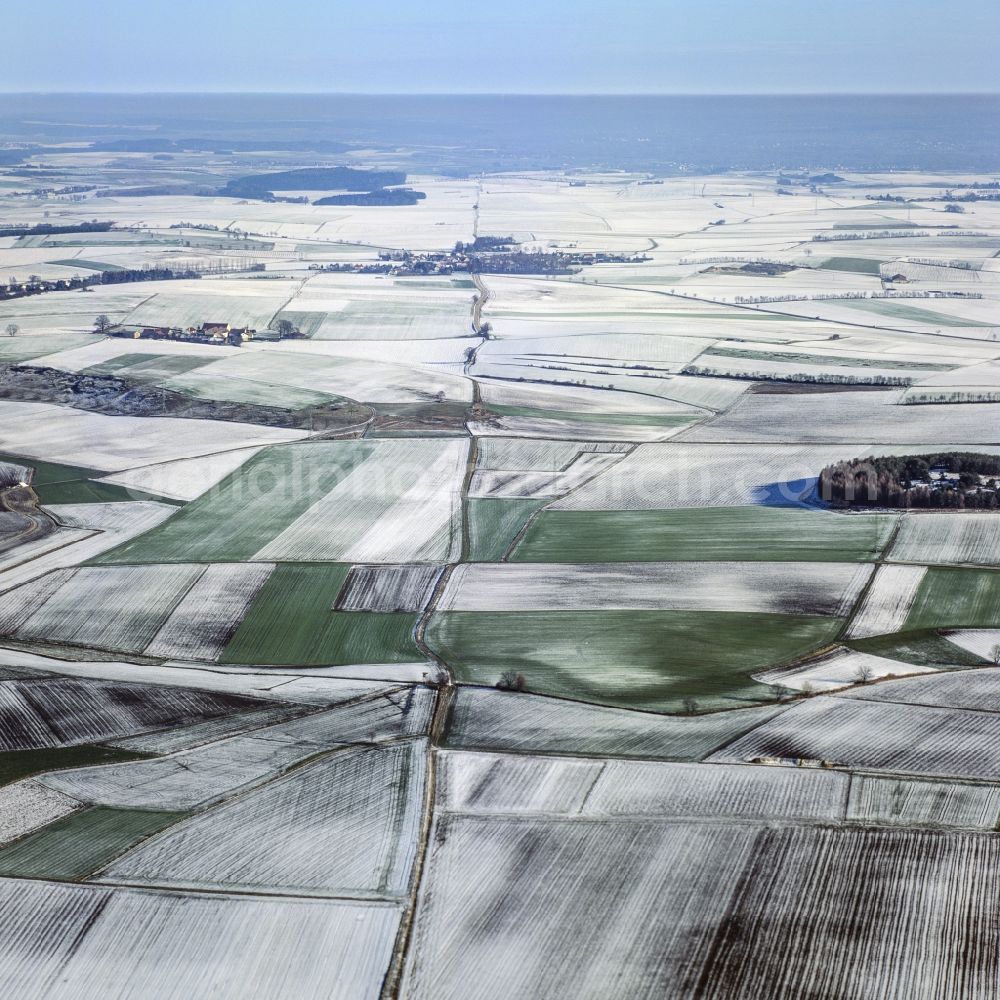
[889,512,1000,566]
[845,564,928,638]
[3,163,1000,997]
[0,400,306,470]
[438,561,871,615]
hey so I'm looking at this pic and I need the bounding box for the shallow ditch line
[498,447,639,562]
[264,270,317,331]
[116,291,159,327]
[0,533,99,597]
[78,875,404,905]
[378,683,454,1000]
[380,436,478,997]
[464,273,492,376]
[409,435,478,672]
[833,512,906,643]
[500,502,551,562]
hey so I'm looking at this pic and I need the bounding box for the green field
[84,353,169,375]
[84,353,213,382]
[0,807,185,879]
[904,568,1000,630]
[48,258,125,272]
[466,498,547,561]
[847,629,990,667]
[819,257,884,275]
[841,299,997,328]
[510,506,897,563]
[0,745,149,787]
[394,277,476,289]
[0,333,101,363]
[81,351,343,408]
[0,452,181,506]
[425,610,844,712]
[485,403,695,428]
[166,370,339,408]
[221,563,421,665]
[97,443,373,563]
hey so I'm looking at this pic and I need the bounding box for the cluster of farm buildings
[110,322,291,347]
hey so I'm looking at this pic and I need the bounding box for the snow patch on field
[838,667,1000,711]
[97,740,427,898]
[252,439,467,564]
[0,780,81,845]
[942,630,1000,662]
[34,336,241,372]
[845,564,927,638]
[0,647,394,707]
[0,878,401,1000]
[438,561,872,615]
[341,444,467,563]
[9,563,203,654]
[548,443,849,510]
[755,646,934,693]
[711,695,1000,780]
[334,564,444,613]
[477,438,630,471]
[848,774,1000,830]
[145,563,275,661]
[2,502,178,592]
[97,447,267,501]
[469,451,627,499]
[0,527,95,576]
[439,751,847,822]
[684,390,1000,444]
[889,512,1000,566]
[447,687,786,760]
[39,697,423,810]
[194,348,473,403]
[0,401,306,471]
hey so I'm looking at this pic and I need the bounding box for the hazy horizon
[6,0,999,94]
[3,90,999,96]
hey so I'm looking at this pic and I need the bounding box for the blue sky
[4,0,998,93]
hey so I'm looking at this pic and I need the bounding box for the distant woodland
[820,452,1000,508]
[313,188,426,206]
[0,221,113,237]
[220,167,407,201]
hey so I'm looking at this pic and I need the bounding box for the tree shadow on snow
[752,476,824,508]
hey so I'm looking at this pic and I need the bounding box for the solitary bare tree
[4,323,17,338]
[854,663,875,685]
[93,314,113,336]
